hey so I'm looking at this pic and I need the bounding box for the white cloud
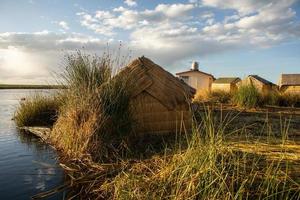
[74,1,300,66]
[0,31,113,83]
[201,0,296,15]
[124,0,137,7]
[58,21,70,30]
[200,11,214,20]
[1,1,300,83]
[77,3,194,36]
[154,3,194,18]
[0,31,111,52]
[128,0,299,66]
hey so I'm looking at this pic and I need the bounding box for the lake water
[0,90,65,199]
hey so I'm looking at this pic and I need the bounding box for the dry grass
[50,51,134,162]
[194,86,300,109]
[14,94,62,127]
[194,90,232,104]
[33,108,300,200]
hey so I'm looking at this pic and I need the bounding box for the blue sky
[0,0,299,84]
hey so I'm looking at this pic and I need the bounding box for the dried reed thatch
[247,75,277,91]
[279,74,300,94]
[279,74,300,87]
[211,77,241,92]
[120,56,195,135]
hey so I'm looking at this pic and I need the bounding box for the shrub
[260,90,280,106]
[277,92,300,107]
[193,90,210,102]
[51,51,133,161]
[15,94,61,127]
[233,84,261,108]
[194,90,232,104]
[260,91,300,107]
[209,90,232,103]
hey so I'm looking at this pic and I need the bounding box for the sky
[0,0,300,84]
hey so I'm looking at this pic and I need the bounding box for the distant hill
[0,84,65,89]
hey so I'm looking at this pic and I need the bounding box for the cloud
[0,31,113,84]
[77,3,195,36]
[58,21,70,30]
[1,1,300,83]
[124,0,137,7]
[201,0,297,15]
[0,31,110,52]
[77,0,299,50]
[0,48,57,84]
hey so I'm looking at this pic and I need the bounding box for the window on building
[180,76,189,84]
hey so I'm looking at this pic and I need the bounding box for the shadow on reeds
[14,94,62,127]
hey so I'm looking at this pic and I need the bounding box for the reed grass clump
[55,109,300,200]
[51,51,133,162]
[278,92,300,107]
[209,90,232,103]
[233,84,261,108]
[15,94,61,127]
[194,90,232,104]
[260,90,280,106]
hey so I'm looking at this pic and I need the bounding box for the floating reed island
[15,52,300,200]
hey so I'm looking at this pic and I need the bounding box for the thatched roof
[176,69,215,79]
[121,56,196,110]
[213,77,241,84]
[280,74,300,87]
[248,75,275,86]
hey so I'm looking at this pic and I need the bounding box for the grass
[232,84,261,108]
[44,108,300,200]
[203,90,232,104]
[14,94,61,127]
[194,85,300,109]
[277,92,300,108]
[50,51,134,162]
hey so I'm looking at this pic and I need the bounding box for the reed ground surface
[26,105,300,199]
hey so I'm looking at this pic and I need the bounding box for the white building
[176,62,215,92]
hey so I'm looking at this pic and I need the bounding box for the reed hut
[242,75,277,93]
[279,74,300,94]
[211,77,241,92]
[120,56,195,135]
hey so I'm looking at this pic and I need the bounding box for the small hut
[211,77,241,92]
[242,75,277,93]
[121,56,196,135]
[279,74,300,94]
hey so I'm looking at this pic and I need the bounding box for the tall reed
[51,51,133,162]
[233,84,261,108]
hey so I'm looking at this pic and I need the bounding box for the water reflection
[0,89,64,200]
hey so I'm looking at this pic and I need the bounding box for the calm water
[0,90,65,200]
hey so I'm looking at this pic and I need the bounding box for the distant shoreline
[0,84,65,90]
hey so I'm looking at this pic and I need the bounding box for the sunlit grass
[50,108,300,200]
[50,51,134,162]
